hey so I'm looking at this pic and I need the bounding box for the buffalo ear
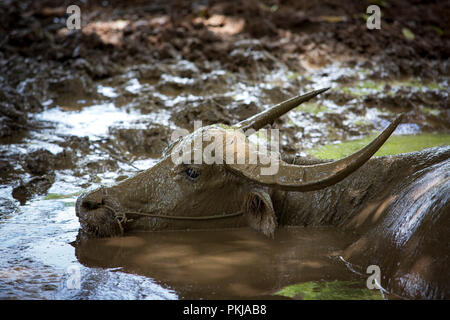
[242,190,277,238]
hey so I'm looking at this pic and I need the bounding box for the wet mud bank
[1,0,449,299]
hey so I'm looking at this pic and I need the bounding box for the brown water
[0,181,369,300]
[74,227,359,299]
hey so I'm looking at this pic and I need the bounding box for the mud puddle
[75,227,367,299]
[0,192,176,300]
[0,189,367,300]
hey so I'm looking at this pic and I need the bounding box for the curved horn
[234,87,330,132]
[227,114,404,191]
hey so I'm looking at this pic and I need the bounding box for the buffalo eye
[185,167,200,181]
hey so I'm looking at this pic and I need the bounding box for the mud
[12,174,55,205]
[0,0,449,299]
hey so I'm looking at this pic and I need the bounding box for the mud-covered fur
[76,189,122,237]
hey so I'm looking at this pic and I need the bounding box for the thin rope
[125,210,244,221]
[103,204,244,236]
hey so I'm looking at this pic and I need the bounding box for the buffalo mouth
[75,189,123,237]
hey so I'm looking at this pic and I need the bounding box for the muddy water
[0,189,361,299]
[75,227,359,299]
[0,192,174,299]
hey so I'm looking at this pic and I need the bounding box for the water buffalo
[75,88,449,299]
[75,87,402,237]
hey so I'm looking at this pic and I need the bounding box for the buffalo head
[76,88,403,237]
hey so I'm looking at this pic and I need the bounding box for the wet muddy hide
[278,146,449,299]
[343,151,449,299]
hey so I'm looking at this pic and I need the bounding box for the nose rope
[102,204,244,236]
[103,204,129,236]
[125,210,244,220]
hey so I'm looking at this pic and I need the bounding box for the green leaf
[432,26,443,36]
[402,27,415,40]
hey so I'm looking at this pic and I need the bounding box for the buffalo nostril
[81,199,102,210]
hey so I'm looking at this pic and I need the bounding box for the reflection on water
[75,227,360,299]
[36,103,171,140]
